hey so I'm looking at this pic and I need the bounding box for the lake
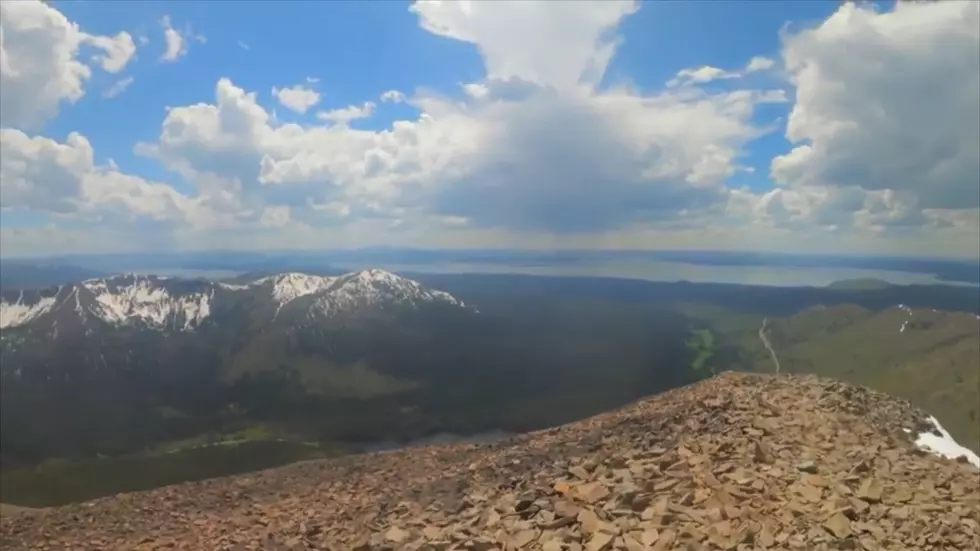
[331,259,973,288]
[131,259,975,288]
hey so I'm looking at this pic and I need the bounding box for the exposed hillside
[752,304,980,454]
[1,373,976,550]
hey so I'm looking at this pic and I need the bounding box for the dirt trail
[759,316,781,373]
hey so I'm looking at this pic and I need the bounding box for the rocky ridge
[1,372,978,550]
[0,269,467,334]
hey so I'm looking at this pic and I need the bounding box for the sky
[1,0,978,258]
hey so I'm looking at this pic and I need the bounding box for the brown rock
[857,479,884,503]
[824,512,852,539]
[575,482,610,504]
[3,373,977,551]
[584,532,614,551]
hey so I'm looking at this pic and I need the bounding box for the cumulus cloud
[0,0,137,128]
[668,56,776,88]
[84,31,136,73]
[272,83,321,114]
[410,0,638,90]
[137,1,784,238]
[745,56,775,72]
[159,15,205,63]
[316,102,376,125]
[0,128,222,228]
[771,0,980,219]
[380,90,406,103]
[2,0,977,256]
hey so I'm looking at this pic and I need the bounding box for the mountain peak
[79,275,213,330]
[0,269,468,332]
[308,268,465,317]
[252,272,336,307]
[0,288,59,329]
[3,373,977,549]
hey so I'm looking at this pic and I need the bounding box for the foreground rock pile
[2,372,978,550]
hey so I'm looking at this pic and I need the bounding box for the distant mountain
[1,268,697,470]
[0,262,107,291]
[0,269,482,464]
[0,269,469,335]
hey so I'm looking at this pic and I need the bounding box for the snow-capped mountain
[309,269,462,315]
[0,269,469,334]
[0,275,215,334]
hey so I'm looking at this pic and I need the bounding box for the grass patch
[686,328,716,374]
[713,304,980,454]
[0,440,335,508]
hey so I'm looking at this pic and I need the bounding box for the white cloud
[669,56,776,88]
[84,31,136,73]
[316,102,376,125]
[237,40,250,51]
[745,56,775,73]
[0,128,220,228]
[380,90,406,103]
[0,0,137,128]
[410,0,638,90]
[765,0,980,236]
[129,1,784,240]
[141,52,781,238]
[103,76,134,98]
[159,15,205,63]
[668,66,741,88]
[271,83,321,114]
[2,0,977,257]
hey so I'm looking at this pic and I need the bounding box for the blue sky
[1,1,977,257]
[50,0,836,192]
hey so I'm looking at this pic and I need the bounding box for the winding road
[759,317,781,374]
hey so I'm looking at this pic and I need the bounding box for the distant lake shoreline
[333,259,979,288]
[132,260,980,289]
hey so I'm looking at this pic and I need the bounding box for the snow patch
[0,291,57,329]
[81,276,212,330]
[896,303,913,333]
[254,273,337,307]
[219,282,250,291]
[913,415,980,468]
[309,269,465,318]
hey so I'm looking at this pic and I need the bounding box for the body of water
[131,259,976,288]
[332,259,972,288]
[130,268,244,280]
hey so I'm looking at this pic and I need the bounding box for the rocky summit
[2,373,978,551]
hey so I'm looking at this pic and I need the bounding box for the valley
[1,268,978,509]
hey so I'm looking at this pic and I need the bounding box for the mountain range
[2,265,978,513]
[0,269,469,335]
[0,269,697,472]
[0,270,479,464]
